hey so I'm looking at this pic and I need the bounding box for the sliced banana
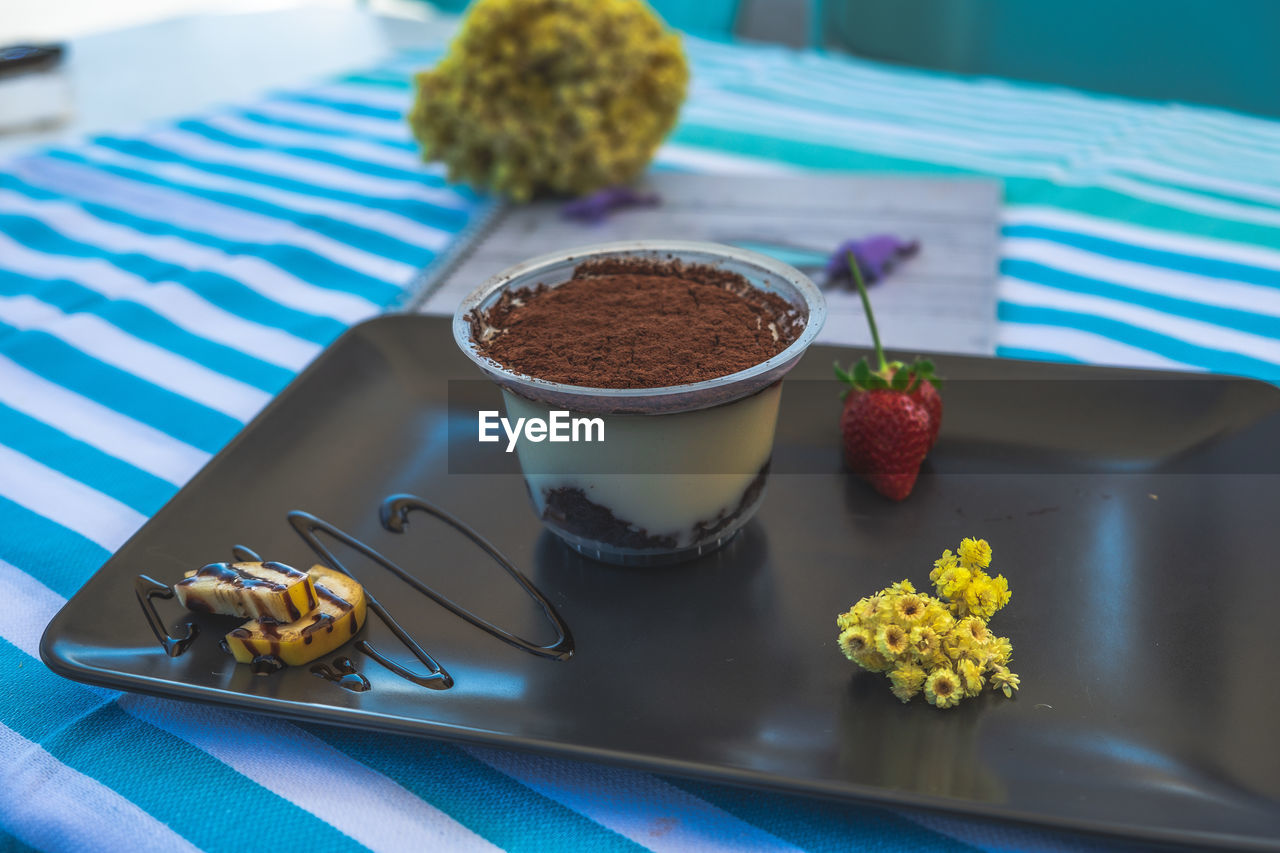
[174,561,317,623]
[224,565,367,667]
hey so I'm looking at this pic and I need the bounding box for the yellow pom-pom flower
[924,667,963,709]
[838,626,874,661]
[958,537,993,569]
[408,0,689,200]
[909,625,941,663]
[894,593,927,624]
[836,608,858,633]
[987,635,1013,668]
[836,537,1017,708]
[877,623,910,658]
[958,658,985,697]
[853,593,884,623]
[887,579,916,595]
[990,666,1021,698]
[929,550,958,583]
[889,665,927,703]
[934,565,972,602]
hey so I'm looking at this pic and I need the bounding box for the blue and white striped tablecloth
[1,30,1277,853]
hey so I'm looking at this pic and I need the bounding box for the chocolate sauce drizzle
[231,544,262,562]
[134,495,574,694]
[289,493,573,661]
[311,657,371,693]
[134,575,199,657]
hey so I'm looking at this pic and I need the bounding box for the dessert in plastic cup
[454,241,826,566]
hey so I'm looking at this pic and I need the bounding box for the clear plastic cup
[453,241,826,565]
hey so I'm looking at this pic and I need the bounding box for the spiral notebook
[408,173,1002,356]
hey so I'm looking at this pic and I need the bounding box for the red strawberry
[905,367,942,448]
[840,389,933,500]
[832,251,943,500]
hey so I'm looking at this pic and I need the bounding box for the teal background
[818,0,1280,119]
[417,0,742,36]
[416,0,1280,119]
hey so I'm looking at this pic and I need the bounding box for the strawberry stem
[848,251,887,373]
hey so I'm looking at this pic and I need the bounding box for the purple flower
[824,235,920,288]
[561,186,661,224]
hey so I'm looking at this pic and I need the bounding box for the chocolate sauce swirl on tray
[132,494,573,693]
[134,575,199,657]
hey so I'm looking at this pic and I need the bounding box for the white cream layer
[503,384,781,547]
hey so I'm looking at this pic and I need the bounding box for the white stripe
[681,89,1280,231]
[0,355,208,486]
[687,94,1280,233]
[998,323,1195,371]
[684,93,1070,161]
[206,113,428,172]
[721,57,1280,185]
[303,82,411,113]
[14,155,414,285]
[1002,205,1280,273]
[0,295,271,421]
[1098,155,1280,208]
[126,283,321,371]
[698,65,1109,146]
[0,189,380,325]
[1001,277,1280,367]
[0,224,320,372]
[120,696,501,853]
[0,722,203,853]
[1002,237,1280,318]
[0,445,144,550]
[0,557,496,853]
[243,98,409,142]
[78,143,454,254]
[469,746,800,853]
[1088,173,1280,231]
[142,127,469,209]
[0,558,74,658]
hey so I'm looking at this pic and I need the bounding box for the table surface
[0,7,446,159]
[2,6,1279,853]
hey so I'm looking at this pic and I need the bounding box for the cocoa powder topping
[469,258,804,388]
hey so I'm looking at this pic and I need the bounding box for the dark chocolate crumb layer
[470,258,803,389]
[541,462,771,551]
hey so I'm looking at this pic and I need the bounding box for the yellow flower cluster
[836,538,1018,708]
[407,0,689,201]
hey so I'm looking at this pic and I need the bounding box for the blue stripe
[0,826,40,853]
[1002,223,1280,290]
[0,638,362,853]
[1002,257,1280,340]
[281,92,405,122]
[305,727,645,853]
[0,330,239,453]
[59,142,433,278]
[174,119,465,192]
[235,108,417,150]
[0,498,108,599]
[94,134,471,237]
[663,777,978,851]
[0,175,352,345]
[994,346,1086,365]
[338,72,413,90]
[0,256,295,393]
[996,303,1280,381]
[0,403,174,516]
[39,149,411,297]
